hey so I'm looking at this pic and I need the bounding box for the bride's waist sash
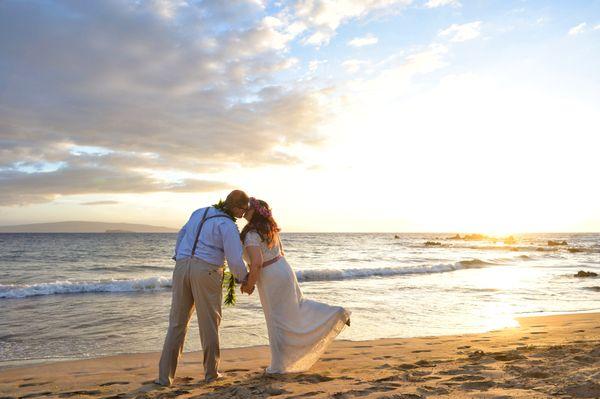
[261,255,283,268]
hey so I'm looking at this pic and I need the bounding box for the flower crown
[249,197,272,218]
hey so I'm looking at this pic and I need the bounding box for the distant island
[0,221,178,233]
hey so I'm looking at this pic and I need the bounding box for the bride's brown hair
[240,199,280,248]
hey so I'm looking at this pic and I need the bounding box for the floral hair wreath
[249,197,272,218]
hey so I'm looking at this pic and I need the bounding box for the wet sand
[1,312,599,398]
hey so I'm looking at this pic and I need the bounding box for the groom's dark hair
[224,190,249,209]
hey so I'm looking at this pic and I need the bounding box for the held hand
[240,282,255,295]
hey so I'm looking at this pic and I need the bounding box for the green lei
[213,199,238,306]
[212,199,236,222]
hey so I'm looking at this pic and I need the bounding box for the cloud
[342,59,370,74]
[0,0,333,205]
[348,33,379,47]
[293,0,412,46]
[0,165,229,206]
[308,59,328,72]
[568,22,587,36]
[439,21,482,42]
[80,201,120,206]
[424,0,461,8]
[343,44,448,104]
[595,24,600,31]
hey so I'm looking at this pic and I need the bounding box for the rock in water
[547,240,568,246]
[574,270,598,278]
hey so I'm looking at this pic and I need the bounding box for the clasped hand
[240,282,255,295]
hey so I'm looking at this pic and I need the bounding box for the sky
[1,0,600,233]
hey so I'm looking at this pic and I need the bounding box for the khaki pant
[158,257,224,384]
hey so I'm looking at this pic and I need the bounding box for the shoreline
[3,309,599,371]
[1,312,599,398]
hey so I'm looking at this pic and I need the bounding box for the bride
[240,197,351,374]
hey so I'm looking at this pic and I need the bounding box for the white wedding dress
[243,231,351,373]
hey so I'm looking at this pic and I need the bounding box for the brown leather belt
[261,255,282,268]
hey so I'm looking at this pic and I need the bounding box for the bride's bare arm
[244,245,263,289]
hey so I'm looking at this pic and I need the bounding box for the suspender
[190,207,233,258]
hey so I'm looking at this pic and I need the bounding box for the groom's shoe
[204,372,223,383]
[154,378,171,387]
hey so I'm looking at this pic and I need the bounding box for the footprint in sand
[174,376,194,384]
[565,381,600,398]
[448,374,486,382]
[333,385,396,399]
[529,331,547,335]
[102,394,128,399]
[18,392,54,399]
[99,381,129,387]
[440,369,470,375]
[295,374,335,383]
[457,345,471,349]
[286,391,326,399]
[411,349,431,353]
[18,382,50,388]
[417,385,449,395]
[415,360,436,367]
[396,363,419,370]
[58,390,103,397]
[461,380,495,390]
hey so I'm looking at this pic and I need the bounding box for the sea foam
[0,259,495,299]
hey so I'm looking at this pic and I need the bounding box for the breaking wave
[1,258,500,299]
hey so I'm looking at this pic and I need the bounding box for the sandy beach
[1,312,598,399]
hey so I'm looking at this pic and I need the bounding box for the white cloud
[424,0,461,8]
[342,59,369,73]
[294,0,412,46]
[593,24,600,31]
[568,22,587,36]
[304,30,332,46]
[309,59,328,72]
[0,0,332,205]
[439,21,482,42]
[348,33,379,47]
[344,44,448,102]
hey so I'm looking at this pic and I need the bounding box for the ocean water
[1,232,599,367]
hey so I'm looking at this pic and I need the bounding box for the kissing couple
[155,190,351,385]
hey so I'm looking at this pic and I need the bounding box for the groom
[156,190,250,385]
